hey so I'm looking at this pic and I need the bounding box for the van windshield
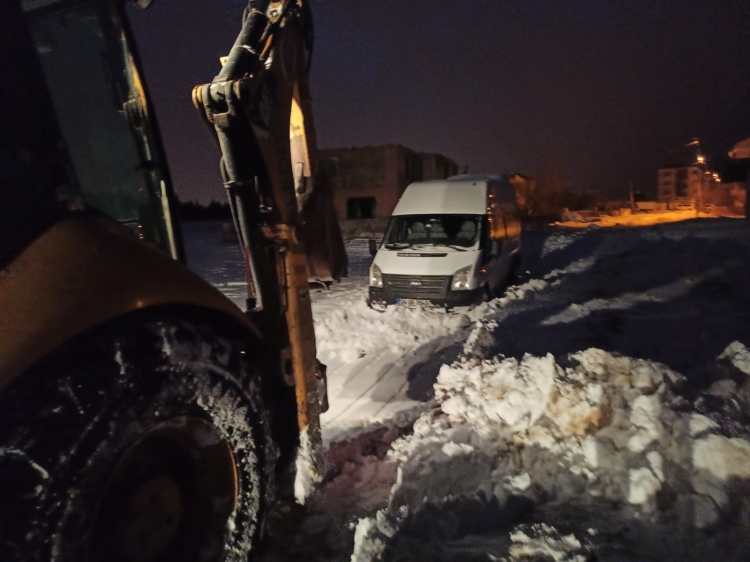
[384,214,482,249]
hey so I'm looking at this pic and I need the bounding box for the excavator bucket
[290,79,347,283]
[301,157,348,283]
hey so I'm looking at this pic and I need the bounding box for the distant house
[318,144,458,221]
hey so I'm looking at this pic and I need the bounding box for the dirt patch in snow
[310,426,401,517]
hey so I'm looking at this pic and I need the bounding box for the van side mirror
[368,239,379,256]
[490,239,502,257]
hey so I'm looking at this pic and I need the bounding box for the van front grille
[383,274,451,299]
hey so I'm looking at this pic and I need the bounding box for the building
[657,137,749,214]
[419,152,459,182]
[719,137,750,215]
[657,140,712,206]
[318,144,458,221]
[657,165,703,204]
[728,137,750,160]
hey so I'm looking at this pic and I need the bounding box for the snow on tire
[0,318,278,562]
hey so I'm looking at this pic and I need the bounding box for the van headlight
[369,263,383,288]
[450,265,472,291]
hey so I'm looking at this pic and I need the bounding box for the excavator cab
[21,0,182,259]
[0,0,335,559]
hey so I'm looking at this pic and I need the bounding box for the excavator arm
[193,0,344,485]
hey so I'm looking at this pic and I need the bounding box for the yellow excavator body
[0,215,261,394]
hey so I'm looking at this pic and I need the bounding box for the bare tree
[531,142,570,217]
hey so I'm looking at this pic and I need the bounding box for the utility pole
[629,181,636,213]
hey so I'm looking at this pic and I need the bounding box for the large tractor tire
[0,318,283,562]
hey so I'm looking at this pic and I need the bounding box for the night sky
[129,0,750,204]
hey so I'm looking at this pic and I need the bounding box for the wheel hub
[124,476,182,560]
[87,417,238,562]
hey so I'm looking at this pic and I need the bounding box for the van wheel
[508,252,522,285]
[0,319,278,562]
[483,283,494,302]
[367,300,388,312]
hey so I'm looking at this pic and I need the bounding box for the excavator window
[21,0,182,260]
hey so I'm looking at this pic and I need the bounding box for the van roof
[392,177,515,216]
[447,174,506,183]
[393,180,487,216]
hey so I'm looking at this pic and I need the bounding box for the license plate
[397,298,431,307]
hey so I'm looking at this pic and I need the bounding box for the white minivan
[368,175,521,308]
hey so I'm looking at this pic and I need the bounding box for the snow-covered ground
[556,209,733,229]
[185,224,475,440]
[183,221,249,309]
[184,218,750,561]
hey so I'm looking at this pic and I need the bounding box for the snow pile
[507,523,591,562]
[469,277,552,322]
[720,341,750,376]
[386,345,694,513]
[351,338,750,559]
[544,256,597,278]
[314,276,552,365]
[314,298,472,363]
[540,230,587,257]
[498,278,550,302]
[350,507,410,562]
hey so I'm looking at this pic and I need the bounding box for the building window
[347,197,376,219]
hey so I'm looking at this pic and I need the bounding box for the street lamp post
[688,139,705,214]
[697,156,706,215]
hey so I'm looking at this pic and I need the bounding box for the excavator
[0,0,345,560]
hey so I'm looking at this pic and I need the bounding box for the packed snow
[315,300,470,364]
[184,218,750,561]
[506,523,591,562]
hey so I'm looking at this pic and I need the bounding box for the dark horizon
[129,0,750,204]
